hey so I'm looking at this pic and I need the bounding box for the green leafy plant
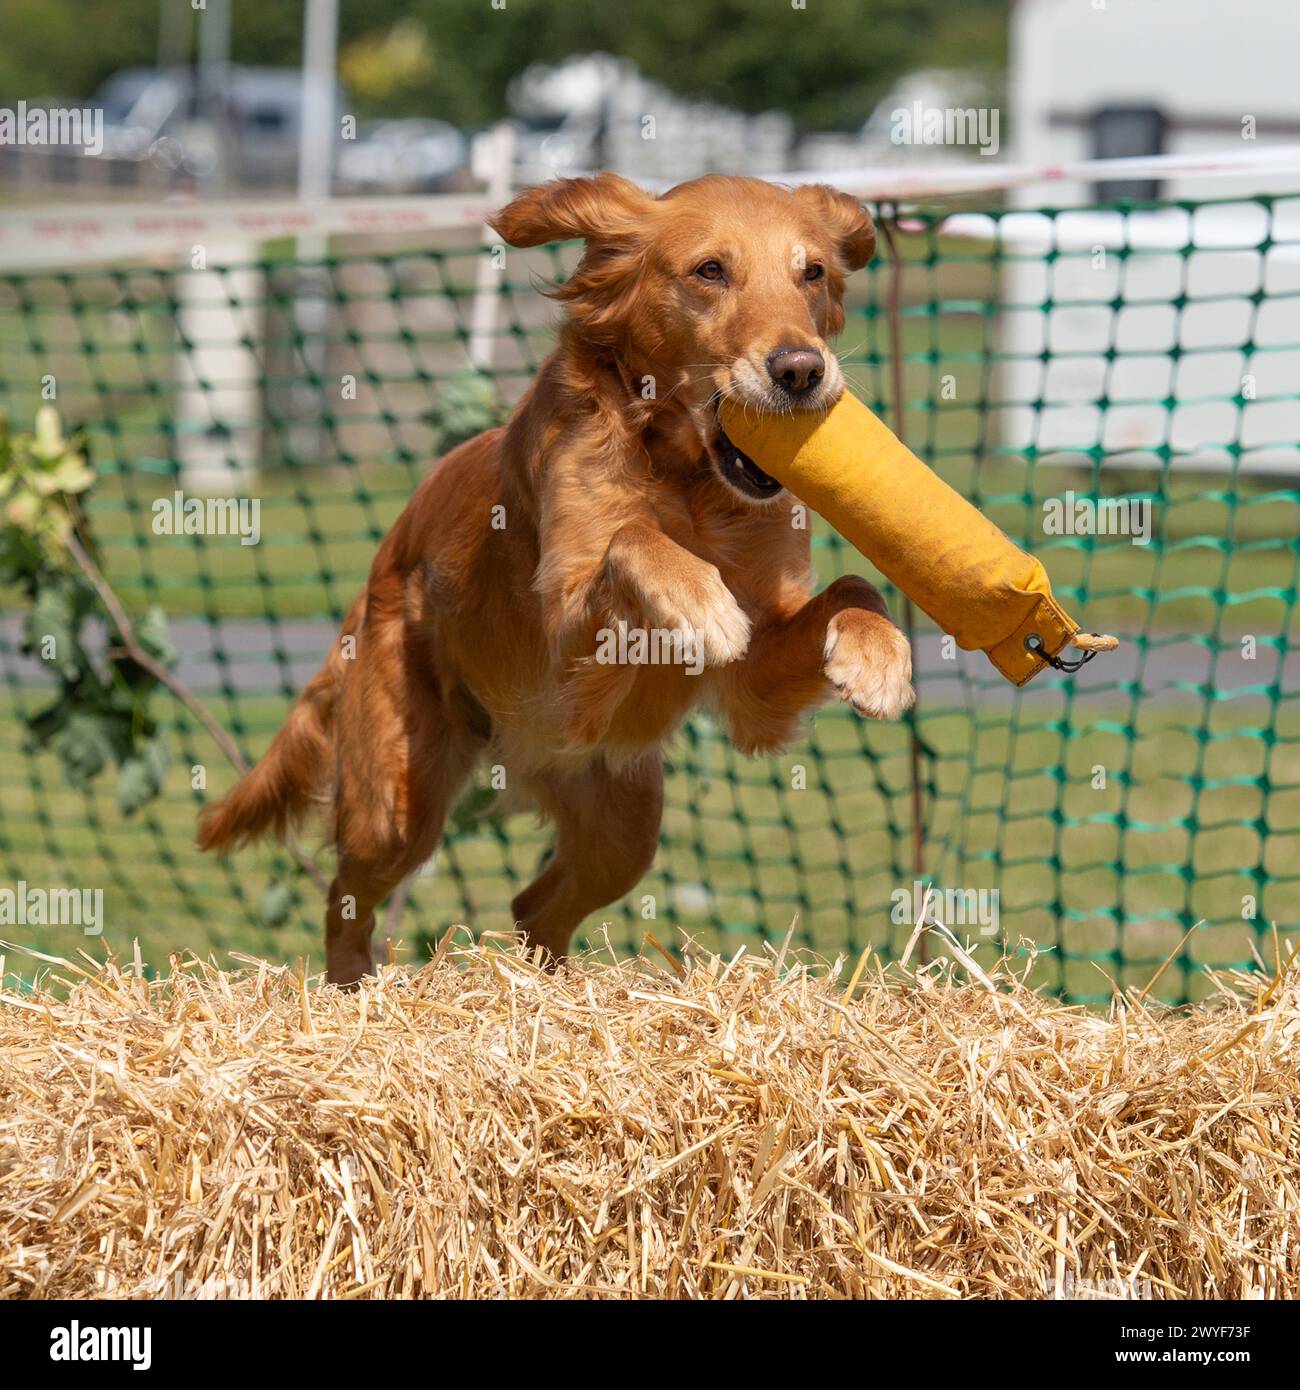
[1,407,175,814]
[424,370,510,451]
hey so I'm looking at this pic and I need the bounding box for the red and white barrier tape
[3,144,1300,271]
[0,192,497,271]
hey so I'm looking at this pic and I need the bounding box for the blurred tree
[369,0,1008,131]
[0,0,1008,134]
[0,0,184,104]
[339,19,434,106]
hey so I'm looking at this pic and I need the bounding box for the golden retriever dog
[198,174,915,984]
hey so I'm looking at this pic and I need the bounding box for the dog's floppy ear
[490,173,653,248]
[794,184,876,271]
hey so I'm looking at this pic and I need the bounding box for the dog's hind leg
[324,573,484,985]
[326,709,482,984]
[510,754,663,961]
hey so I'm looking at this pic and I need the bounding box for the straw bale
[1,934,1297,1299]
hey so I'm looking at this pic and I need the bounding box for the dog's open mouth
[712,426,784,501]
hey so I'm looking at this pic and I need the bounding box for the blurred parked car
[510,112,601,180]
[90,65,348,188]
[335,119,468,193]
[507,52,794,182]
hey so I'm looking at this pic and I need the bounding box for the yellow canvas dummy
[719,392,1117,686]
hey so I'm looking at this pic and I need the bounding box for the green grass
[1,232,1296,1005]
[2,684,1295,1006]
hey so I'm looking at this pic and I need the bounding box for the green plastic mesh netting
[1,193,1296,1002]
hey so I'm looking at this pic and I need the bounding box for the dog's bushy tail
[197,608,356,855]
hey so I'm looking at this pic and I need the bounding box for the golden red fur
[198,174,914,984]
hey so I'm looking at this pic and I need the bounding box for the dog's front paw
[824,610,915,720]
[640,563,751,667]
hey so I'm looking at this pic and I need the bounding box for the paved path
[2,614,1293,705]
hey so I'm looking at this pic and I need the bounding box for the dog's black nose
[767,347,825,394]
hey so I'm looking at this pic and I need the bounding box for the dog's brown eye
[694,260,725,282]
[804,263,825,282]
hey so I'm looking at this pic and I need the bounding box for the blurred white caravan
[997,0,1300,469]
[1011,0,1300,204]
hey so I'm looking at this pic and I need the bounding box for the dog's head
[490,173,875,502]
